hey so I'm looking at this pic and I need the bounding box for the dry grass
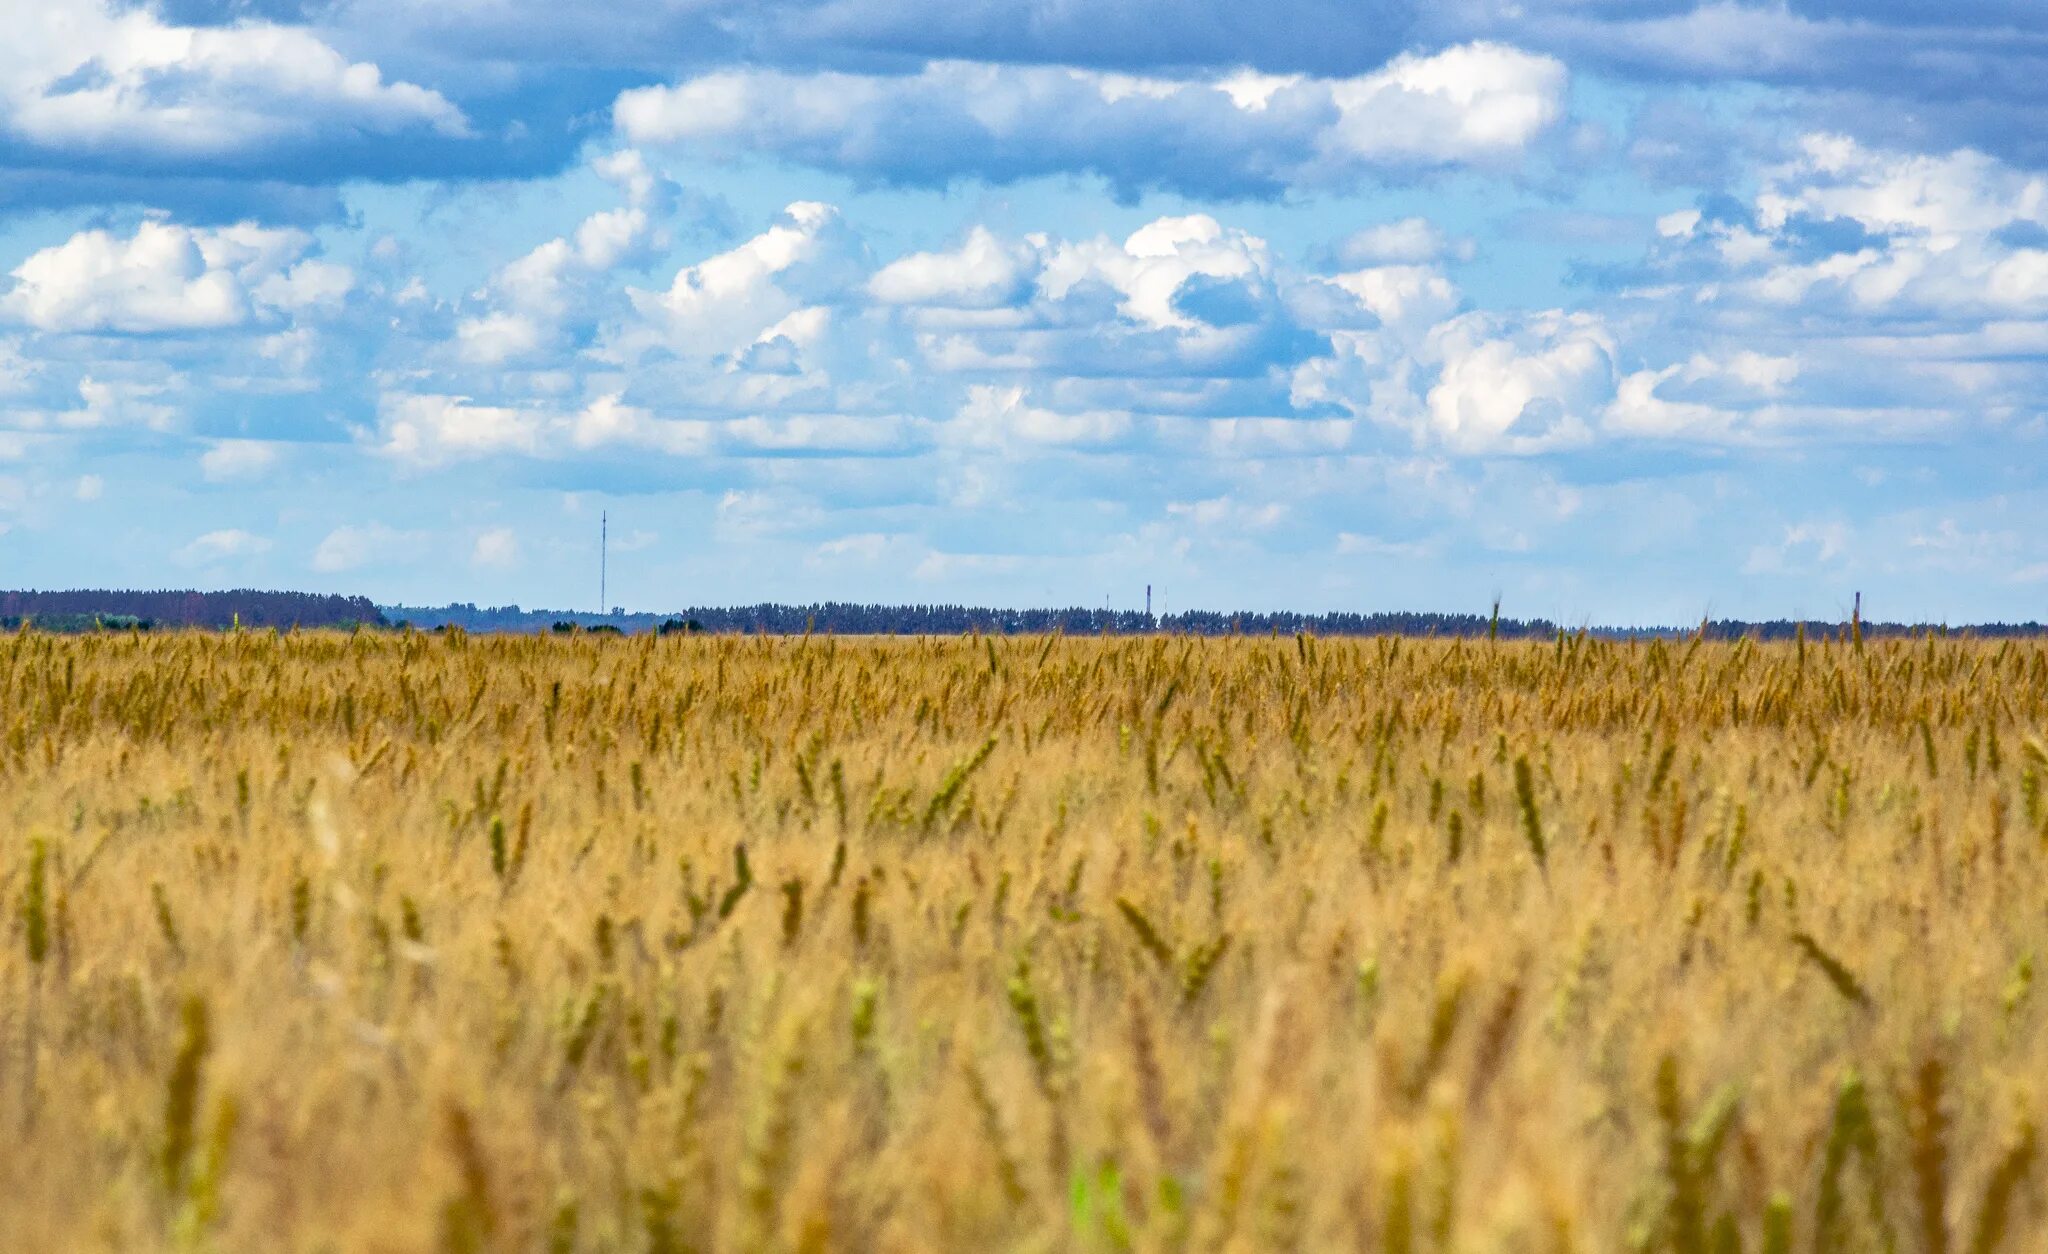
[2,626,2046,1252]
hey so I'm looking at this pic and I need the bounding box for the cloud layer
[2,0,2046,620]
[616,45,1568,197]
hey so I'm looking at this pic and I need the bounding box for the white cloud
[471,527,520,569]
[1593,132,2048,444]
[1332,218,1471,267]
[3,0,464,158]
[1045,215,1267,330]
[617,201,853,362]
[614,45,1567,196]
[455,313,548,366]
[25,376,179,431]
[951,384,1131,450]
[1656,208,1702,239]
[1336,532,1439,559]
[899,213,1316,384]
[811,532,895,564]
[3,221,334,333]
[1321,265,1461,340]
[200,439,280,482]
[370,393,548,464]
[1669,134,2048,320]
[177,528,271,564]
[253,261,355,315]
[312,523,422,572]
[367,384,917,466]
[590,149,666,207]
[1421,312,1613,453]
[74,474,102,501]
[1159,415,1353,458]
[567,394,715,456]
[870,227,1036,308]
[1744,521,1851,575]
[1321,43,1566,166]
[454,152,673,364]
[1605,352,1802,442]
[1295,286,1617,455]
[722,413,913,453]
[1761,134,2047,238]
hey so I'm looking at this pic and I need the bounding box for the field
[3,628,2046,1253]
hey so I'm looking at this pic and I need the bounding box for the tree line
[385,601,2048,639]
[1,589,386,630]
[7,590,2039,638]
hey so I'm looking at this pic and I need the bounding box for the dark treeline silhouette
[385,601,2048,639]
[2,589,385,630]
[6,590,2038,637]
[390,601,1557,636]
[1685,618,2048,640]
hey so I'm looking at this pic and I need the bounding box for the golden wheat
[0,627,2045,1251]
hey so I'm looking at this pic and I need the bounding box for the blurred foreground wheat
[2,627,2046,1252]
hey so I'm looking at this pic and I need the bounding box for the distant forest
[1,589,385,630]
[5,590,2043,638]
[387,600,2048,640]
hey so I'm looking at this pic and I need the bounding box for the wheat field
[2,627,2045,1252]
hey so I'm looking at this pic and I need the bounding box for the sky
[2,1,2047,624]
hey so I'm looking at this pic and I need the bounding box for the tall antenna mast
[601,510,608,615]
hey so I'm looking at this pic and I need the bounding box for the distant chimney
[1146,584,1152,617]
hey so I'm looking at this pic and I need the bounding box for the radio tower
[600,510,608,616]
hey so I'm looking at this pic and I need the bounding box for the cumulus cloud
[3,0,464,161]
[1331,217,1474,266]
[14,376,180,432]
[1724,134,2048,317]
[251,0,2048,180]
[757,0,1422,77]
[369,393,549,464]
[615,44,1568,197]
[1605,352,1801,442]
[3,221,345,334]
[1319,264,1461,340]
[366,387,911,466]
[13,0,2031,219]
[1743,520,1851,575]
[566,394,715,456]
[1587,132,2048,439]
[809,532,896,566]
[200,439,280,481]
[1421,311,1614,454]
[1500,1,2048,167]
[950,385,1132,450]
[870,228,1037,308]
[614,201,855,366]
[176,528,272,563]
[901,213,1329,390]
[1293,271,1637,455]
[454,150,676,365]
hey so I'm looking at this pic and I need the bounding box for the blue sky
[3,0,2047,623]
